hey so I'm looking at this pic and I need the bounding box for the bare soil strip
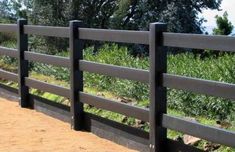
[0,97,136,152]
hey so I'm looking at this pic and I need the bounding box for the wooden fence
[0,19,235,152]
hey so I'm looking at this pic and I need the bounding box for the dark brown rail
[80,60,149,83]
[79,28,149,44]
[0,47,18,58]
[24,25,70,38]
[79,92,149,122]
[25,77,70,98]
[23,25,149,44]
[24,51,70,67]
[162,114,235,148]
[0,24,17,32]
[0,69,18,82]
[163,73,235,101]
[164,32,235,52]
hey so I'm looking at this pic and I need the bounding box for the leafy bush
[84,45,235,120]
[1,43,234,120]
[0,41,17,67]
[0,32,16,44]
[31,63,69,81]
[84,44,149,101]
[168,53,235,120]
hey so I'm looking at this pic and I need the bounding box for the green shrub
[0,32,16,44]
[84,45,235,120]
[1,42,234,120]
[84,44,149,101]
[31,62,69,81]
[0,41,17,67]
[168,53,235,120]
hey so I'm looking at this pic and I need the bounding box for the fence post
[17,19,29,108]
[149,22,167,152]
[69,20,84,130]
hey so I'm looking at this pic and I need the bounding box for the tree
[1,0,30,20]
[0,0,11,20]
[29,0,222,33]
[112,0,222,33]
[24,0,223,53]
[29,0,70,53]
[31,0,68,26]
[213,11,234,35]
[70,0,117,29]
[110,0,222,55]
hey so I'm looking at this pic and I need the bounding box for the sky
[201,0,235,34]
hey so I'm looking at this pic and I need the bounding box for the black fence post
[17,19,29,108]
[149,22,167,152]
[69,20,84,130]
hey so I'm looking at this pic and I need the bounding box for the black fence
[0,19,235,152]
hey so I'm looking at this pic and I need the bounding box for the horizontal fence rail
[23,25,149,44]
[163,73,235,101]
[0,47,18,58]
[25,78,70,98]
[0,22,235,152]
[24,51,70,67]
[80,92,149,122]
[0,24,17,33]
[162,114,235,148]
[0,69,18,82]
[79,28,149,44]
[164,32,235,52]
[24,25,70,38]
[80,60,149,83]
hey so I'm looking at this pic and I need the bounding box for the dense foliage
[88,45,235,120]
[0,0,223,53]
[30,0,222,33]
[7,44,231,120]
[213,11,234,35]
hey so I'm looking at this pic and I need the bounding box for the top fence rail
[0,24,17,33]
[1,24,235,52]
[163,32,235,52]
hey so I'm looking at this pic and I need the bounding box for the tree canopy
[213,11,234,35]
[0,0,225,53]
[1,0,223,33]
[0,0,29,22]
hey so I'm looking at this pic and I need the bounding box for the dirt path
[0,97,136,152]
